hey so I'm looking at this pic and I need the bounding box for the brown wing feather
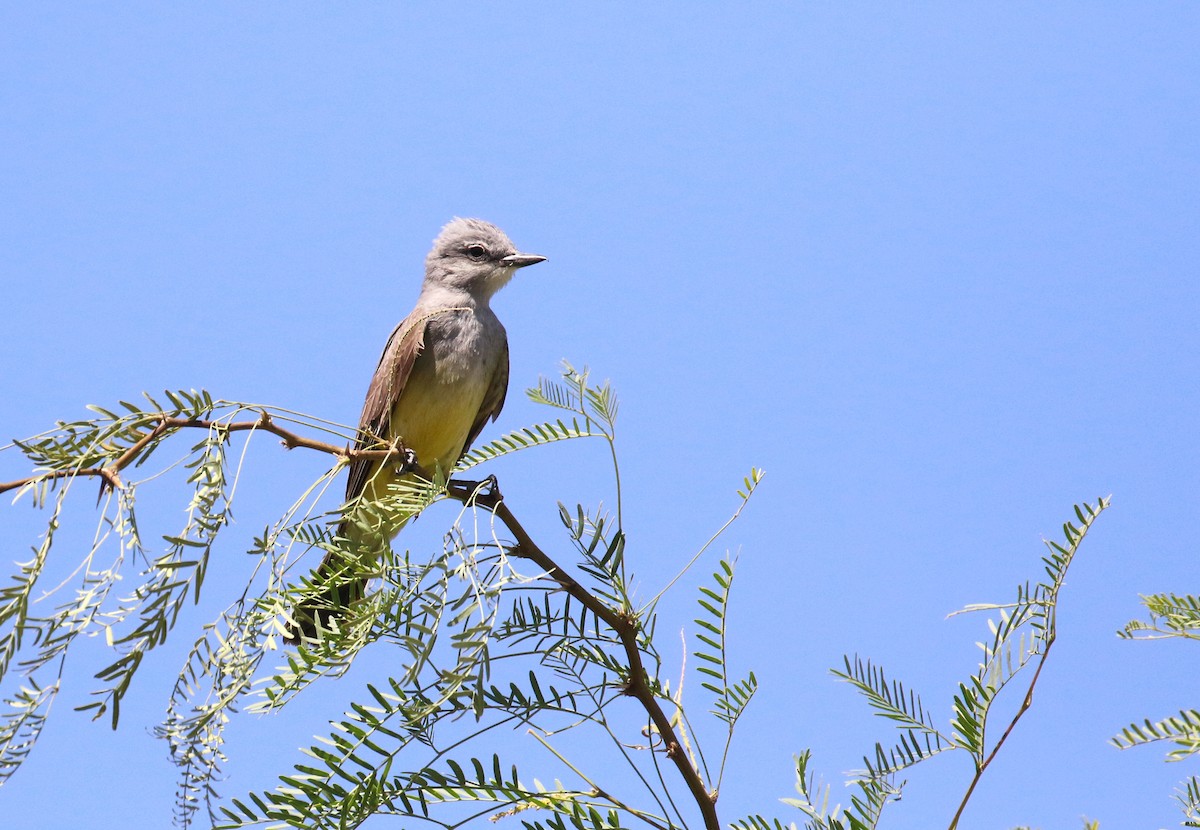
[289,317,506,644]
[459,333,509,461]
[344,314,428,500]
[285,317,428,644]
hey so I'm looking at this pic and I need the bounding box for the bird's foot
[447,475,500,507]
[393,446,419,475]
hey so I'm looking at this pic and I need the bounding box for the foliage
[1118,593,1200,644]
[0,366,764,829]
[1113,592,1200,825]
[0,367,1135,828]
[736,499,1111,830]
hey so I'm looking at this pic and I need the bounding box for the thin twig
[450,478,721,830]
[0,411,412,495]
[947,637,1056,830]
[0,465,125,495]
[529,731,672,830]
[6,410,718,828]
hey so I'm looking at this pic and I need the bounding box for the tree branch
[947,637,1056,830]
[0,410,412,495]
[449,478,721,830]
[5,410,718,828]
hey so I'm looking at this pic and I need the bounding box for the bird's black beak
[501,253,547,268]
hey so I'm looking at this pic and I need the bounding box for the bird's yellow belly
[360,362,488,503]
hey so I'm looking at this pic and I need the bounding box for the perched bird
[286,218,546,643]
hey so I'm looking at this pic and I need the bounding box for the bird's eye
[465,244,488,261]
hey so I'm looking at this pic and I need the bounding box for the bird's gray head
[424,217,545,299]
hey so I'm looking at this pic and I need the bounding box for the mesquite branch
[450,478,720,830]
[947,638,1056,830]
[4,410,720,830]
[0,410,412,495]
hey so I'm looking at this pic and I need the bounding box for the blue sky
[2,4,1199,828]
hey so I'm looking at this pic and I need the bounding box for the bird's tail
[284,517,392,645]
[283,469,433,644]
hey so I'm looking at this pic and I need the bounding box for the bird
[286,218,546,643]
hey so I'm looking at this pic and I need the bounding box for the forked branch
[5,410,718,829]
[947,639,1055,830]
[449,477,721,830]
[0,410,411,495]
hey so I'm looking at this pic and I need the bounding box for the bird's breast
[425,311,498,384]
[389,310,502,474]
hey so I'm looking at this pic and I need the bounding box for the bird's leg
[481,474,499,499]
[392,445,419,476]
[447,475,500,509]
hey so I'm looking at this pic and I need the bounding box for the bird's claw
[393,447,419,475]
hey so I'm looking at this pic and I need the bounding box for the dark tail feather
[284,522,367,645]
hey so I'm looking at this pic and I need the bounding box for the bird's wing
[344,313,428,501]
[459,332,509,460]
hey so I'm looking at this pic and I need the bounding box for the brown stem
[0,465,126,495]
[449,478,721,830]
[947,636,1056,830]
[0,411,410,495]
[5,412,715,827]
